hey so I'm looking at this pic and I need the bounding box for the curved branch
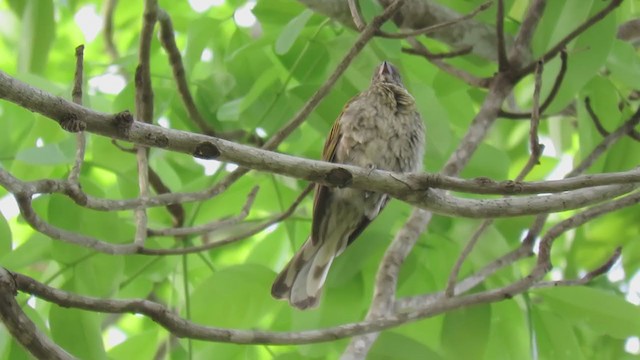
[302,0,515,62]
[2,72,639,212]
[147,186,259,237]
[416,184,636,218]
[9,269,458,344]
[157,9,216,136]
[516,0,623,78]
[0,268,74,359]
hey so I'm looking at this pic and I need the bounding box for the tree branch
[262,0,407,151]
[302,0,516,62]
[348,0,493,39]
[516,0,623,78]
[2,71,638,215]
[0,268,74,359]
[157,9,216,136]
[68,45,87,184]
[147,186,259,237]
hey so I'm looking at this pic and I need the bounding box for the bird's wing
[310,100,347,245]
[311,97,390,247]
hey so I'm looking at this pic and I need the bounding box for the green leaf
[461,142,511,179]
[74,254,124,297]
[536,286,640,338]
[544,2,616,113]
[370,332,442,360]
[607,40,640,89]
[0,235,52,270]
[241,67,280,115]
[532,0,594,55]
[275,9,314,55]
[0,212,11,255]
[15,137,76,165]
[278,39,330,83]
[441,305,491,359]
[191,264,279,328]
[485,300,530,360]
[532,307,585,359]
[50,304,107,359]
[185,18,218,71]
[217,98,243,122]
[107,330,158,360]
[17,0,55,74]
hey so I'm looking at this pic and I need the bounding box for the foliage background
[0,0,639,359]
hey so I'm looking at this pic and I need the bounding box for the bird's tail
[271,237,338,310]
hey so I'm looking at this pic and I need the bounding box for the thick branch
[300,0,516,62]
[2,71,638,217]
[0,268,74,359]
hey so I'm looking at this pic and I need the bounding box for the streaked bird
[271,61,425,309]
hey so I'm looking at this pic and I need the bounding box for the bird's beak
[378,61,393,76]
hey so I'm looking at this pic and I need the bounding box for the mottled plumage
[271,61,425,309]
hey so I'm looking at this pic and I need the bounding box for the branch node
[502,180,523,193]
[145,132,169,148]
[473,176,495,186]
[325,168,353,188]
[586,246,622,279]
[64,183,88,206]
[193,141,220,159]
[113,110,134,134]
[59,113,86,133]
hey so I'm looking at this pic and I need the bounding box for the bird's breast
[337,99,424,173]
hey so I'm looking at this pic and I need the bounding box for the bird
[271,61,425,310]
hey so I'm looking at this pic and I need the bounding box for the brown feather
[311,103,345,245]
[271,61,425,310]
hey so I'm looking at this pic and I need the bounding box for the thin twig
[192,0,409,212]
[572,106,640,176]
[534,247,622,289]
[496,0,509,71]
[405,38,492,88]
[345,12,525,356]
[377,2,494,39]
[585,96,611,137]
[262,0,407,151]
[509,0,546,68]
[397,242,534,312]
[521,106,640,260]
[500,49,568,119]
[536,192,640,271]
[133,0,158,247]
[103,0,120,60]
[516,0,624,78]
[347,0,365,31]
[13,193,138,254]
[348,0,493,39]
[69,45,86,184]
[11,201,625,347]
[140,184,312,255]
[147,187,259,237]
[157,9,216,136]
[398,193,639,319]
[148,168,185,227]
[585,96,640,141]
[526,60,544,164]
[444,220,492,297]
[402,45,473,60]
[445,61,546,297]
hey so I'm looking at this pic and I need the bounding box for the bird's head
[370,61,414,108]
[372,61,404,87]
